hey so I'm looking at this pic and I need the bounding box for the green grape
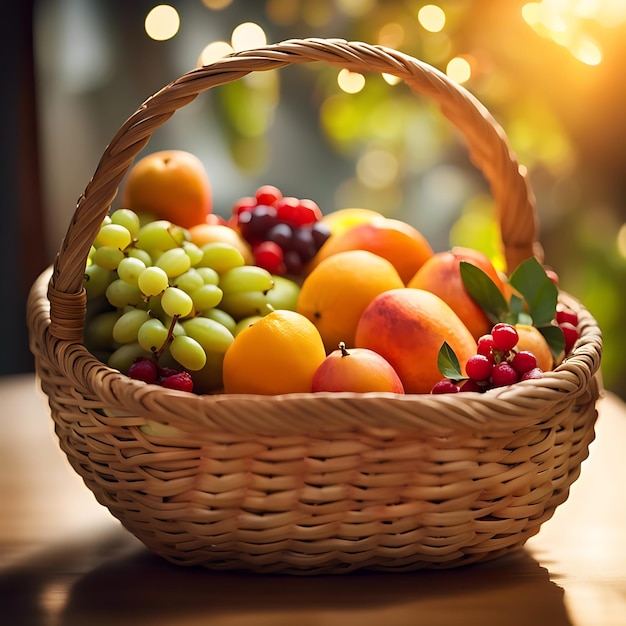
[201,308,237,334]
[219,266,274,294]
[219,291,273,320]
[181,317,234,354]
[94,223,132,250]
[84,264,114,300]
[112,309,152,344]
[161,286,193,317]
[138,266,169,296]
[198,242,245,273]
[137,317,169,352]
[146,294,165,319]
[190,284,223,312]
[91,246,125,270]
[117,256,146,285]
[170,335,207,371]
[110,208,140,238]
[156,248,191,278]
[174,269,204,294]
[196,266,220,286]
[182,241,204,266]
[106,279,143,308]
[162,316,186,337]
[84,310,121,351]
[108,342,151,373]
[233,315,263,336]
[265,275,300,311]
[127,247,153,266]
[135,220,186,254]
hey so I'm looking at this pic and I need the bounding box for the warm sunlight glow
[198,40,234,66]
[201,0,233,8]
[617,223,626,259]
[522,0,626,64]
[356,149,399,189]
[378,22,405,48]
[231,22,267,52]
[338,69,366,93]
[446,57,472,84]
[145,5,180,41]
[418,5,447,33]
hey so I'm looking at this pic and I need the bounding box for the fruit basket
[27,38,602,574]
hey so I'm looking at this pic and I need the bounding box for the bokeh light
[201,0,233,8]
[144,4,179,41]
[418,4,446,33]
[446,56,471,83]
[231,22,267,52]
[198,40,234,66]
[337,69,366,93]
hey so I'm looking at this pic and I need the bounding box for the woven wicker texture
[27,38,602,574]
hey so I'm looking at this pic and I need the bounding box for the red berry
[490,362,519,387]
[556,305,578,327]
[491,323,519,351]
[161,371,194,392]
[255,185,282,207]
[460,379,485,393]
[477,334,496,358]
[128,357,158,384]
[521,367,544,381]
[560,321,579,354]
[292,199,323,226]
[431,379,460,394]
[511,350,538,375]
[465,354,493,381]
[232,196,257,216]
[253,241,285,275]
[275,196,300,223]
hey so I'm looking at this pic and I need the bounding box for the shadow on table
[0,526,573,626]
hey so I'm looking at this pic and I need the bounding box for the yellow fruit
[515,324,554,372]
[319,208,384,236]
[222,310,326,395]
[296,250,404,353]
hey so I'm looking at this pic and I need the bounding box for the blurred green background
[8,0,626,397]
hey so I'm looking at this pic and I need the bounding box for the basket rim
[29,266,603,437]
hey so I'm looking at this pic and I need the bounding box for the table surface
[1,373,624,626]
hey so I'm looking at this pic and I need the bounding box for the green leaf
[460,262,510,323]
[508,258,558,326]
[437,342,467,381]
[538,324,566,360]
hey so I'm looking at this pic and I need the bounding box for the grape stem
[154,314,180,361]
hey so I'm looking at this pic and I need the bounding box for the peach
[307,217,434,284]
[121,149,212,229]
[312,342,405,393]
[408,246,506,340]
[188,223,254,265]
[355,288,477,394]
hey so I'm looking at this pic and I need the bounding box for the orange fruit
[121,150,212,229]
[408,246,507,340]
[312,342,405,393]
[355,288,477,394]
[222,310,326,395]
[296,250,404,353]
[515,324,554,372]
[307,217,434,284]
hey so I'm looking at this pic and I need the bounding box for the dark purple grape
[237,205,279,242]
[283,250,303,275]
[310,221,331,250]
[266,222,294,250]
[290,228,317,262]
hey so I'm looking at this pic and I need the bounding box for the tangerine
[222,310,326,395]
[296,250,404,353]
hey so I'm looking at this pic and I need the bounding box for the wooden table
[1,373,624,626]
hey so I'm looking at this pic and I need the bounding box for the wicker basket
[27,38,602,575]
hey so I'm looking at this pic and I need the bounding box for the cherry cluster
[431,323,544,394]
[230,185,331,276]
[555,304,580,354]
[128,357,194,392]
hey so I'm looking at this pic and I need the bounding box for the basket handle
[47,38,540,341]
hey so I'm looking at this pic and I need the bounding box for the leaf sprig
[459,257,565,358]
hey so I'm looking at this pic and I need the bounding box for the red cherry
[253,241,285,275]
[477,334,496,359]
[459,379,485,393]
[560,322,579,354]
[232,196,257,216]
[128,357,158,384]
[521,367,544,381]
[511,350,538,375]
[491,362,519,387]
[466,354,493,381]
[556,305,578,327]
